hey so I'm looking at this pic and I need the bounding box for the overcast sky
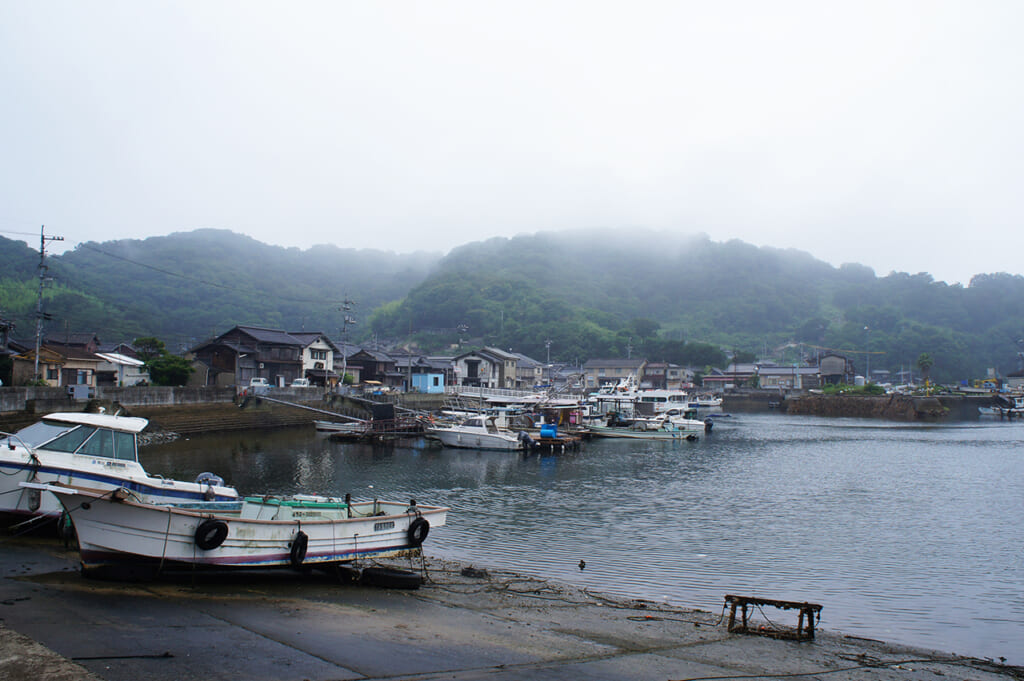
[2,2,1021,285]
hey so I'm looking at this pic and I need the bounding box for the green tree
[147,355,194,386]
[630,318,661,344]
[732,349,757,363]
[132,336,167,363]
[917,353,934,387]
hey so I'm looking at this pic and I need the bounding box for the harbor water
[141,413,1024,664]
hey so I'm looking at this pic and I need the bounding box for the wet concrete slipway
[1,536,1020,681]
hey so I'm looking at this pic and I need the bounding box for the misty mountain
[3,228,1024,382]
[1,229,440,349]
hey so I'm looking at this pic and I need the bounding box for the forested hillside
[3,228,1024,383]
[369,230,1024,383]
[1,230,439,349]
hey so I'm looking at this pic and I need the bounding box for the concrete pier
[1,535,1019,681]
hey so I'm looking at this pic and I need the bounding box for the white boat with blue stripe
[1,411,237,523]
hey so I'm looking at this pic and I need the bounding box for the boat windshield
[16,420,137,461]
[10,420,77,447]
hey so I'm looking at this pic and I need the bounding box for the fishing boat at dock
[1,411,237,523]
[26,481,448,575]
[426,415,529,451]
[588,411,706,440]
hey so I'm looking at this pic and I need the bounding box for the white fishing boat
[992,394,1024,418]
[1,411,237,522]
[26,481,448,574]
[687,394,723,409]
[426,416,527,451]
[588,413,702,440]
[637,389,691,413]
[313,420,367,435]
[659,407,715,433]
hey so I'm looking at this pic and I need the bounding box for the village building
[581,358,646,390]
[94,351,148,386]
[453,347,519,389]
[756,364,822,391]
[510,352,545,390]
[390,352,449,394]
[190,325,338,388]
[818,353,856,385]
[288,332,340,386]
[640,362,691,390]
[12,344,102,396]
[345,348,401,389]
[700,363,760,391]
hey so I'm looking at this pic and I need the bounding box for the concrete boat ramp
[1,536,1019,681]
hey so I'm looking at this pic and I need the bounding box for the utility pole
[544,339,552,385]
[339,298,355,391]
[34,225,64,381]
[864,326,870,382]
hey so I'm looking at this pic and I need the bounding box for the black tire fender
[290,530,309,568]
[406,517,430,546]
[195,519,228,550]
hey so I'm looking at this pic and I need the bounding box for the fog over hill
[2,228,1023,382]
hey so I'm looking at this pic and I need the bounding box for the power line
[0,229,51,238]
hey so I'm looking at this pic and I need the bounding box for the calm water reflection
[142,413,1024,663]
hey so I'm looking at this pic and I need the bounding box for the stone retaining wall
[783,393,991,421]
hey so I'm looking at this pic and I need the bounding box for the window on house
[311,349,328,360]
[46,367,59,381]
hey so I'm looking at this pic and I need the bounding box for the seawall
[782,393,992,421]
[0,387,450,434]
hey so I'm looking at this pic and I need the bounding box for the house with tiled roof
[288,331,340,386]
[453,347,519,389]
[12,343,102,391]
[190,325,337,387]
[700,363,760,390]
[346,348,398,387]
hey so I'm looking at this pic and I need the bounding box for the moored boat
[26,481,448,574]
[426,416,528,451]
[1,411,237,523]
[588,413,703,440]
[687,393,723,409]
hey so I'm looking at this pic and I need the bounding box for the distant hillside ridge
[3,227,1024,383]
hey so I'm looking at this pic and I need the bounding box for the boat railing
[0,431,36,455]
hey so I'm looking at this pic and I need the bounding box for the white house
[290,332,339,387]
[95,352,149,386]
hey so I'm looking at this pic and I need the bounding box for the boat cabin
[7,413,146,462]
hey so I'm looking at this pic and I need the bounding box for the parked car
[248,377,270,394]
[290,378,311,388]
